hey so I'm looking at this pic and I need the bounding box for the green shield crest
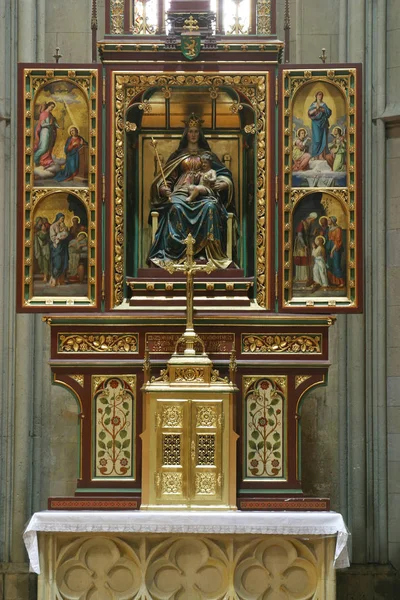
[181,35,201,60]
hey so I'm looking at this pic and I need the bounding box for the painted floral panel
[94,376,135,478]
[245,377,286,479]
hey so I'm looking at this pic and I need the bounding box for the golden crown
[183,113,204,128]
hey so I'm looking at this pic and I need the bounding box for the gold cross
[163,234,215,354]
[183,15,199,32]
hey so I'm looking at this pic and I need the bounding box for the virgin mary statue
[147,114,234,269]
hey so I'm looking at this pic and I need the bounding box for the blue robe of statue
[147,150,234,269]
[308,100,332,157]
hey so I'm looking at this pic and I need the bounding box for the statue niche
[124,85,256,288]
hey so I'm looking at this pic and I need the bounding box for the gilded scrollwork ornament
[242,334,321,354]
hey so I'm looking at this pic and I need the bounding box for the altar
[24,510,349,598]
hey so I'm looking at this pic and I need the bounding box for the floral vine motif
[242,334,321,354]
[59,333,138,353]
[112,73,268,307]
[246,377,286,477]
[95,377,135,477]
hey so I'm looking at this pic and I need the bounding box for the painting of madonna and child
[31,192,89,298]
[291,83,348,188]
[33,80,89,187]
[292,192,348,298]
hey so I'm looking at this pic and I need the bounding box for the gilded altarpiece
[17,67,102,310]
[16,23,362,514]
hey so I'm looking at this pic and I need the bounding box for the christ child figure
[187,152,217,202]
[312,235,329,288]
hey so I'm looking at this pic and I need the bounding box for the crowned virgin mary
[147,114,234,269]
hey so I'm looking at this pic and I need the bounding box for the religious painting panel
[279,65,362,312]
[28,191,92,301]
[107,69,273,310]
[17,66,101,311]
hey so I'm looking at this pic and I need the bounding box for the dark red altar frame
[46,315,331,510]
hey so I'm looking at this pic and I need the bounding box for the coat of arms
[181,15,201,61]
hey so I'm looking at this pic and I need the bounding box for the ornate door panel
[191,400,223,503]
[155,399,190,504]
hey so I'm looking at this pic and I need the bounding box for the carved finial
[284,0,291,63]
[183,15,199,32]
[143,342,151,383]
[284,0,291,29]
[229,346,237,384]
[91,0,98,30]
[53,47,62,63]
[319,48,327,63]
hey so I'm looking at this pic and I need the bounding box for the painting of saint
[147,113,235,269]
[308,91,334,165]
[33,80,89,187]
[328,127,347,172]
[54,127,87,182]
[312,236,329,288]
[34,216,51,282]
[292,128,311,172]
[292,192,347,298]
[291,84,348,188]
[31,192,89,298]
[293,212,318,285]
[326,216,345,286]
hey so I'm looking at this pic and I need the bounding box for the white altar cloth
[23,510,349,574]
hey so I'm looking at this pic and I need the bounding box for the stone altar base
[24,511,349,599]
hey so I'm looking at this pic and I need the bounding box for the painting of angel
[33,80,89,187]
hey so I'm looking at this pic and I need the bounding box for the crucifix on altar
[162,233,216,355]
